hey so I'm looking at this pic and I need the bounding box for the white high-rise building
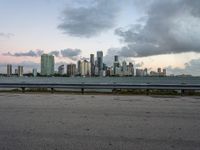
[33,68,37,77]
[80,60,91,76]
[41,54,54,76]
[18,66,23,77]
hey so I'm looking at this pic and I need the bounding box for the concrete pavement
[0,94,200,150]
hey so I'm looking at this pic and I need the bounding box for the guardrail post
[146,89,149,95]
[181,83,186,96]
[22,87,25,93]
[112,82,116,94]
[181,89,185,96]
[51,88,54,94]
[146,83,150,95]
[81,82,84,95]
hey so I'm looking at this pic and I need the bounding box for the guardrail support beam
[0,83,199,95]
[81,88,84,95]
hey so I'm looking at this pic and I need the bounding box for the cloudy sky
[0,0,200,75]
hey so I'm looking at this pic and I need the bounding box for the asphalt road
[0,94,200,150]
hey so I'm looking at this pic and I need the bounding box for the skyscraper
[113,55,120,75]
[90,54,95,76]
[77,60,81,76]
[7,64,12,76]
[122,61,127,75]
[144,68,148,76]
[114,55,119,62]
[80,60,91,76]
[128,62,134,76]
[67,64,76,76]
[33,68,37,77]
[18,66,23,77]
[158,68,161,74]
[97,51,103,76]
[58,65,64,75]
[41,54,55,76]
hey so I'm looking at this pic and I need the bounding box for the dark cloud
[167,58,200,76]
[115,0,200,57]
[61,49,81,57]
[58,0,120,37]
[2,49,81,59]
[3,50,44,57]
[0,32,14,38]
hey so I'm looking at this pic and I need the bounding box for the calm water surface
[0,77,199,84]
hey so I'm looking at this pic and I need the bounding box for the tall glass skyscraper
[7,64,12,76]
[41,54,55,76]
[90,54,95,76]
[113,55,120,75]
[97,51,103,76]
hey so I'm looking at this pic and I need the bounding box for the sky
[0,0,200,75]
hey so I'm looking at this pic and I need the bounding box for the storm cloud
[3,48,81,58]
[115,0,200,57]
[60,49,81,57]
[58,0,120,37]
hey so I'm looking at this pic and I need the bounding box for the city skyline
[0,0,200,75]
[1,51,198,77]
[4,52,168,77]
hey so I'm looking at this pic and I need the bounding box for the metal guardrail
[0,83,200,94]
